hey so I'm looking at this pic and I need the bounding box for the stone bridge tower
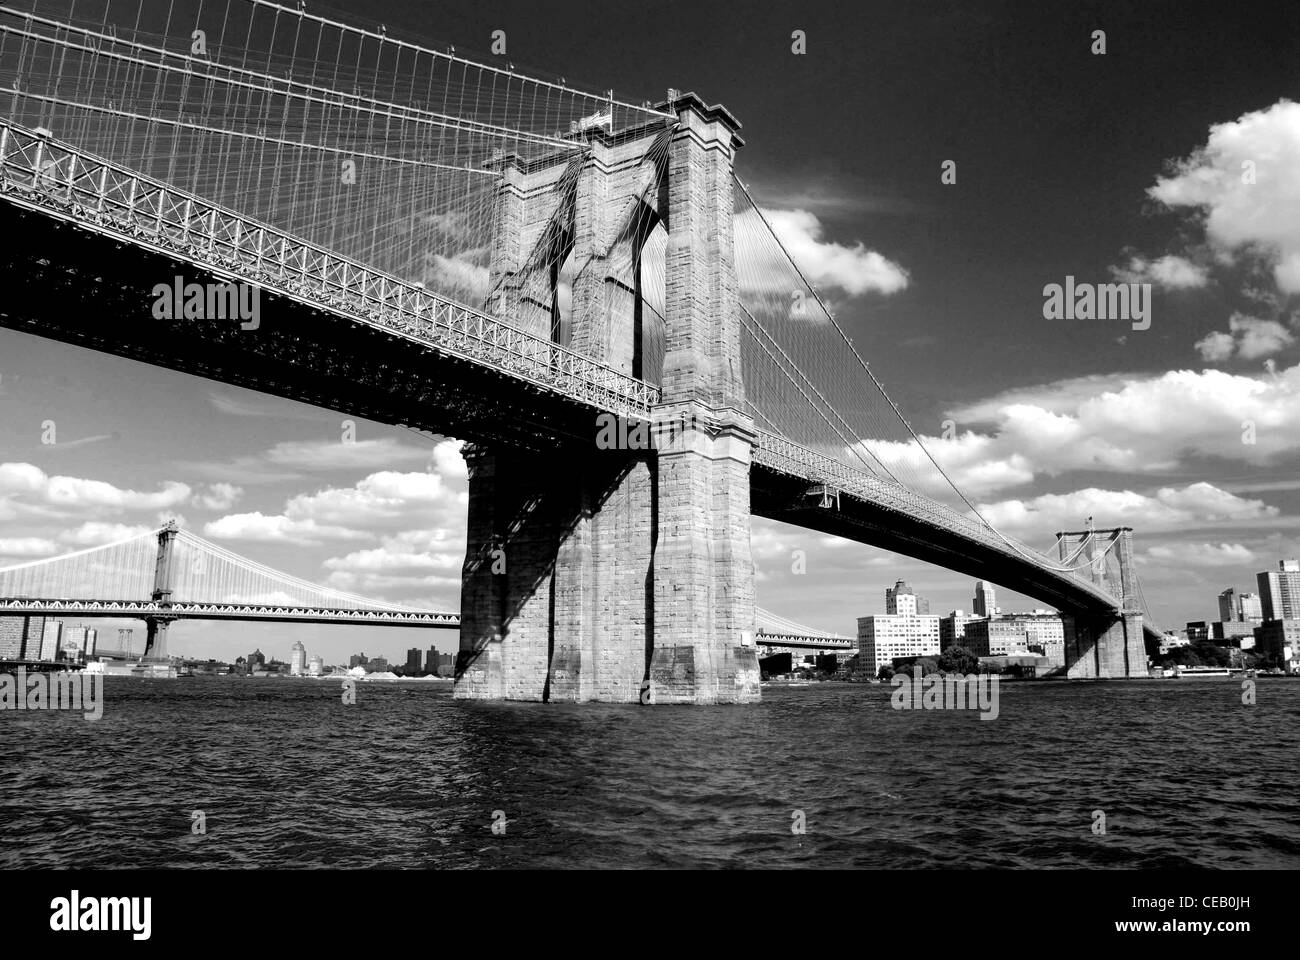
[1056,525,1147,677]
[455,92,760,704]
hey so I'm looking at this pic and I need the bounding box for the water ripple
[0,676,1296,868]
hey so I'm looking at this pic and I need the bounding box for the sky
[2,0,1300,663]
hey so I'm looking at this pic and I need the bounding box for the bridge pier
[1062,612,1147,678]
[1057,526,1149,678]
[142,616,175,663]
[455,92,757,704]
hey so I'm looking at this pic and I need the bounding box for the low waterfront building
[964,613,1065,668]
[857,614,940,676]
[1253,619,1300,669]
[1211,621,1256,648]
[1158,633,1190,655]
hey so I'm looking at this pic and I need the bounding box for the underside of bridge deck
[0,202,609,454]
[751,464,1152,678]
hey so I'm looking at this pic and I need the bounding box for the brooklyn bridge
[0,0,1159,703]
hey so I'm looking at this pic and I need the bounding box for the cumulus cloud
[870,363,1300,500]
[59,522,155,546]
[739,208,910,297]
[0,462,191,516]
[1111,254,1209,289]
[1195,313,1295,362]
[426,251,489,303]
[1142,542,1257,567]
[833,363,1300,510]
[320,508,465,602]
[202,513,372,545]
[975,482,1277,536]
[194,483,243,511]
[322,533,462,597]
[0,537,59,558]
[1149,99,1300,294]
[204,442,468,563]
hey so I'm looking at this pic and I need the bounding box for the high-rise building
[406,648,423,673]
[367,657,389,673]
[39,620,63,661]
[1280,560,1300,619]
[1217,588,1237,624]
[939,610,971,648]
[84,627,97,658]
[22,616,46,659]
[886,581,928,616]
[290,641,307,676]
[0,616,24,660]
[425,646,439,673]
[973,581,999,618]
[307,655,324,676]
[349,652,368,669]
[1238,592,1263,623]
[1256,561,1300,621]
[1256,570,1280,620]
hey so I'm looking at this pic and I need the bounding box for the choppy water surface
[2,677,1297,868]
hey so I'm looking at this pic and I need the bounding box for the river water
[2,676,1296,868]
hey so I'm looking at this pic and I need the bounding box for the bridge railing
[0,120,660,421]
[752,430,1120,606]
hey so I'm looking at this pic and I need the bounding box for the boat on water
[1172,665,1238,679]
[83,659,178,679]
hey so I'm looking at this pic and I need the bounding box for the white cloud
[321,525,465,602]
[1142,542,1257,567]
[1149,99,1300,294]
[194,483,243,510]
[868,363,1300,499]
[202,513,370,545]
[426,251,489,303]
[735,208,910,298]
[0,537,58,558]
[976,483,1276,536]
[1111,254,1209,289]
[1196,313,1295,362]
[1195,330,1236,362]
[0,462,191,515]
[203,440,469,598]
[59,522,155,546]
